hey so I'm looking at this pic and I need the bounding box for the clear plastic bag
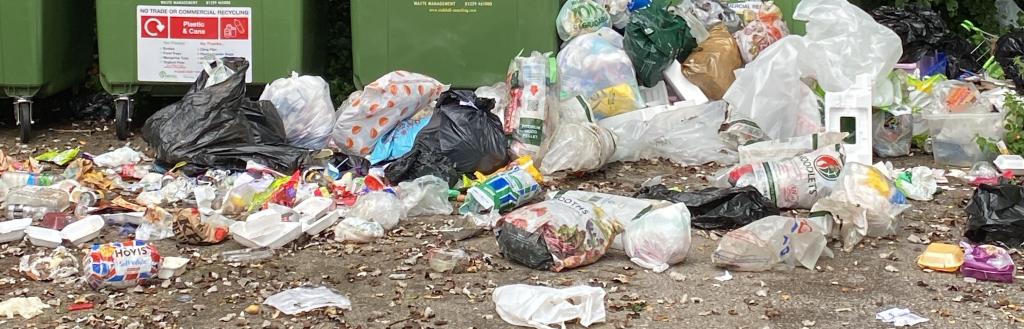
[622,204,692,273]
[332,217,385,243]
[556,0,611,41]
[598,100,736,165]
[712,216,832,271]
[331,71,444,156]
[680,0,743,33]
[732,2,789,63]
[493,284,606,329]
[738,132,847,164]
[557,28,643,120]
[872,109,913,157]
[810,162,910,251]
[350,191,405,230]
[505,52,552,157]
[931,80,992,114]
[258,72,336,150]
[538,123,615,176]
[398,175,453,217]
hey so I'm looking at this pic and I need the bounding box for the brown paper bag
[682,24,743,100]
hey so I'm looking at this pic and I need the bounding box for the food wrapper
[83,240,161,289]
[19,247,79,281]
[332,71,444,156]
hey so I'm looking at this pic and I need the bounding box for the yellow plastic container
[917,243,964,272]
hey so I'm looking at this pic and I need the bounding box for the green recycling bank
[351,0,561,89]
[0,0,95,142]
[95,0,325,139]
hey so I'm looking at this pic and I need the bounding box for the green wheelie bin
[95,0,326,139]
[351,0,561,89]
[0,0,96,142]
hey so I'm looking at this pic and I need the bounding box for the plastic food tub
[157,256,189,279]
[924,112,1005,166]
[0,218,32,243]
[61,215,105,245]
[25,226,62,248]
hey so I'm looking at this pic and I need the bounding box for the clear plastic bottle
[4,186,71,212]
[3,204,49,220]
[1,171,61,188]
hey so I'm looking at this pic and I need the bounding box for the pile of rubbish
[5,0,1024,327]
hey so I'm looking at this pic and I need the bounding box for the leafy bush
[326,0,355,105]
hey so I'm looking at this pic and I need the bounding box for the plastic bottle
[3,204,50,220]
[4,186,71,212]
[1,171,61,188]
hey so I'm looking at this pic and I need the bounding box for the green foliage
[977,91,1024,155]
[325,0,355,105]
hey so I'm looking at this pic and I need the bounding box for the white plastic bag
[259,72,336,149]
[556,0,612,41]
[93,146,142,168]
[398,175,453,217]
[332,217,384,243]
[724,145,845,209]
[332,71,443,155]
[712,216,832,271]
[622,203,692,272]
[598,100,736,165]
[724,0,902,140]
[538,123,615,176]
[493,284,606,329]
[557,28,643,120]
[263,286,351,315]
[350,191,405,230]
[732,2,789,63]
[894,166,937,201]
[547,190,672,250]
[809,162,910,251]
[738,132,847,164]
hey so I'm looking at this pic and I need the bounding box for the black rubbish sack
[996,29,1024,94]
[943,36,984,78]
[384,142,459,186]
[143,57,252,164]
[142,57,311,173]
[964,184,1024,247]
[494,222,555,271]
[624,5,697,88]
[635,184,780,230]
[386,90,511,184]
[871,6,950,64]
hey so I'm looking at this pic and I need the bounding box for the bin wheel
[115,97,131,140]
[15,100,32,143]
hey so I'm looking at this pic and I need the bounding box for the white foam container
[157,256,189,279]
[302,209,341,236]
[994,155,1024,174]
[0,218,32,243]
[61,215,105,245]
[25,226,62,248]
[230,221,301,249]
[294,197,333,219]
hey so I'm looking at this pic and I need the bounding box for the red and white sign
[136,6,252,83]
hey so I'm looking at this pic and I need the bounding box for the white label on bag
[136,5,253,83]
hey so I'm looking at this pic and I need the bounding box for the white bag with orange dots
[332,71,444,156]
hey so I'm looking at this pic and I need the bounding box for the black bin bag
[635,184,780,230]
[385,90,511,185]
[871,6,950,64]
[142,57,310,173]
[965,184,1024,247]
[996,29,1024,94]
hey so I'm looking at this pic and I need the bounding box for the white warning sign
[136,6,253,83]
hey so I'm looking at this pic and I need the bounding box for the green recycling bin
[0,0,96,142]
[351,0,561,89]
[95,0,326,139]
